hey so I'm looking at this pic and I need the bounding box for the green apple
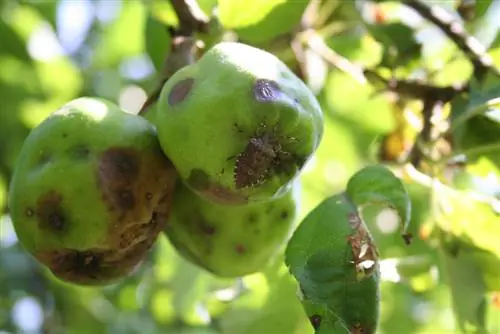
[8,97,177,285]
[165,180,301,277]
[155,42,323,205]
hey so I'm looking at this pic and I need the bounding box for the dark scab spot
[280,210,289,220]
[60,250,101,279]
[168,77,195,106]
[70,145,90,160]
[48,213,65,231]
[235,244,246,255]
[62,133,68,138]
[115,189,135,210]
[187,169,210,190]
[36,190,67,233]
[247,212,258,224]
[200,222,216,235]
[253,79,281,102]
[309,315,321,330]
[38,153,51,166]
[25,208,34,217]
[100,148,140,182]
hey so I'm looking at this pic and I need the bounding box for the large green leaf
[218,0,308,44]
[364,22,421,68]
[434,187,500,291]
[92,0,146,68]
[145,15,171,72]
[285,193,381,333]
[441,249,489,334]
[0,21,32,63]
[346,164,412,240]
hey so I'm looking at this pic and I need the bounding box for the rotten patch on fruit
[187,168,249,204]
[347,212,379,280]
[168,77,195,106]
[233,122,303,190]
[98,148,140,213]
[235,244,247,255]
[253,79,282,102]
[35,240,150,285]
[247,212,258,224]
[36,190,67,233]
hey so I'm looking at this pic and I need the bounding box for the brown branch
[170,0,209,34]
[364,70,467,102]
[302,29,467,101]
[402,0,500,81]
[410,99,443,167]
[139,0,209,115]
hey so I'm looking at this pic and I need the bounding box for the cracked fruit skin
[156,41,323,205]
[164,181,300,277]
[8,97,177,286]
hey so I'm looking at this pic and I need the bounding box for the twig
[139,35,197,115]
[364,70,467,102]
[402,0,500,81]
[410,99,443,167]
[170,0,209,34]
[139,0,208,115]
[301,29,467,101]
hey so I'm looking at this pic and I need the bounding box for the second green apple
[155,42,323,205]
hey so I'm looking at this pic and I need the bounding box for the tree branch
[170,0,209,34]
[402,0,500,81]
[302,29,467,101]
[139,0,209,115]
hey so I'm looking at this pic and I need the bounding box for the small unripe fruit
[164,181,300,277]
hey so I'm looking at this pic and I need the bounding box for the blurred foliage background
[0,0,500,333]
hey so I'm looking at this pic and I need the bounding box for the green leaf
[0,21,32,63]
[218,0,308,44]
[145,15,171,72]
[218,0,285,28]
[285,194,380,333]
[441,250,489,334]
[92,0,146,68]
[365,22,421,68]
[475,0,495,20]
[345,164,412,239]
[434,188,500,291]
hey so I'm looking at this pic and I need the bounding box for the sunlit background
[1,0,500,333]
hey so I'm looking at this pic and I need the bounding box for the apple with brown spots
[8,97,177,286]
[155,42,323,205]
[164,180,300,278]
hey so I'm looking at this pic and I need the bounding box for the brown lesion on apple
[232,122,303,190]
[186,168,249,205]
[35,237,151,285]
[35,190,67,233]
[168,77,195,106]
